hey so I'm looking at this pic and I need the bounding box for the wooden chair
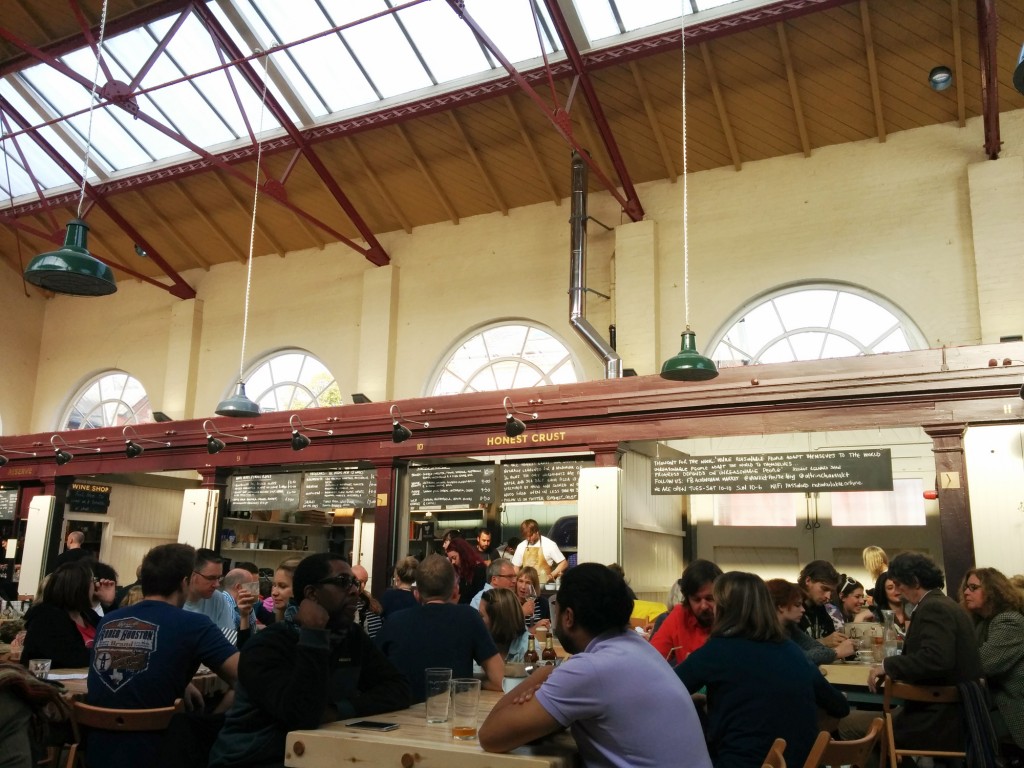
[762,737,787,768]
[802,717,884,767]
[882,678,965,767]
[64,698,184,768]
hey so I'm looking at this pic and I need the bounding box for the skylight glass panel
[278,28,378,113]
[397,0,491,85]
[343,14,432,98]
[616,0,681,31]
[573,0,621,43]
[464,0,560,62]
[0,148,32,199]
[0,82,80,190]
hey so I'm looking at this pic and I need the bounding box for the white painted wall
[965,425,1024,578]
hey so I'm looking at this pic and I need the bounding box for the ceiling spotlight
[203,419,248,455]
[503,396,538,438]
[289,414,333,451]
[390,405,429,444]
[50,434,100,466]
[123,425,171,459]
[0,443,37,467]
[928,65,953,92]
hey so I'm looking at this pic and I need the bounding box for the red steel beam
[543,0,643,221]
[0,95,197,298]
[192,1,389,266]
[976,0,1000,159]
[445,0,637,219]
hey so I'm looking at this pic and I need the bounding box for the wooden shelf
[222,547,309,554]
[223,519,336,529]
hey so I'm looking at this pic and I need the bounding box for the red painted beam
[976,0,1000,159]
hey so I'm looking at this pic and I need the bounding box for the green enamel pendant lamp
[24,219,116,297]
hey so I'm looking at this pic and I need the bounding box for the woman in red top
[22,560,100,668]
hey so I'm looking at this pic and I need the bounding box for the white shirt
[511,535,565,569]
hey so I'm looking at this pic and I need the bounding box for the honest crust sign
[651,450,894,495]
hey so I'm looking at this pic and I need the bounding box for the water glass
[450,678,482,740]
[425,668,452,724]
[28,658,51,680]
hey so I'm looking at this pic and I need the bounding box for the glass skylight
[0,0,769,207]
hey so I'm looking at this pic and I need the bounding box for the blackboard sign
[651,449,894,495]
[501,461,580,503]
[302,469,377,509]
[0,489,16,521]
[409,465,495,509]
[230,474,301,512]
[68,482,111,513]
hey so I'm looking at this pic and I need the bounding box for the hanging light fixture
[23,0,116,296]
[289,414,333,451]
[390,405,429,444]
[122,425,171,458]
[660,15,719,383]
[503,396,538,438]
[0,444,37,467]
[216,50,271,418]
[50,435,100,466]
[203,420,248,455]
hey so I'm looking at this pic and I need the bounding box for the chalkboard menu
[0,489,16,521]
[501,461,581,503]
[68,482,111,513]
[230,473,301,512]
[409,465,495,509]
[302,469,377,509]
[651,449,894,495]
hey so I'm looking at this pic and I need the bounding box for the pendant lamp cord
[77,0,109,219]
[238,51,270,382]
[681,9,691,332]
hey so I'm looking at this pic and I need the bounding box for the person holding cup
[515,566,550,630]
[222,567,261,647]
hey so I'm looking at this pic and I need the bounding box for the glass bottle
[523,636,539,664]
[542,635,557,663]
[881,609,899,657]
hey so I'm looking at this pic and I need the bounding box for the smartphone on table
[346,720,399,731]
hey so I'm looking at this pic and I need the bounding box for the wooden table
[285,690,579,768]
[821,661,874,688]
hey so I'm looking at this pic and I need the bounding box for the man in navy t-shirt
[86,543,239,768]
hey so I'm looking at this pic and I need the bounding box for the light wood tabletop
[821,661,876,688]
[285,689,579,768]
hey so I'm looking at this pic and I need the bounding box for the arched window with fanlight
[61,371,154,430]
[708,283,927,367]
[428,321,582,396]
[238,350,342,413]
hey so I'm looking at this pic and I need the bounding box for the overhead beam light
[50,434,100,466]
[203,419,248,455]
[289,414,333,451]
[390,405,429,444]
[122,425,171,458]
[0,443,37,467]
[503,396,538,438]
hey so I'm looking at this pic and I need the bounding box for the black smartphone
[346,720,399,731]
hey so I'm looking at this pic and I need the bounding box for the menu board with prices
[68,482,112,513]
[651,449,894,495]
[409,465,495,509]
[230,474,302,512]
[301,469,377,509]
[0,489,16,521]
[501,461,581,503]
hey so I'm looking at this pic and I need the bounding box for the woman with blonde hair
[862,546,889,602]
[676,572,849,767]
[514,565,550,629]
[381,556,419,617]
[266,557,302,624]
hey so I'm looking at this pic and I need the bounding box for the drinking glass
[425,668,452,724]
[450,678,482,740]
[28,658,51,680]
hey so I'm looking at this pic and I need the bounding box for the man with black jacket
[208,553,410,768]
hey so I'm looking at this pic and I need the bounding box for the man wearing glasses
[209,553,409,768]
[470,558,518,609]
[184,548,239,645]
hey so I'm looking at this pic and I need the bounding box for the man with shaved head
[222,567,260,647]
[351,564,382,638]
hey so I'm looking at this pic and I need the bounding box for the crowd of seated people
[15,523,1024,768]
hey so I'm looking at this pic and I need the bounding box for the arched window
[62,372,154,429]
[708,284,926,367]
[241,350,341,413]
[429,322,581,396]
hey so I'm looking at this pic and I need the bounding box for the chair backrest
[762,737,787,768]
[803,718,884,767]
[72,698,184,732]
[881,677,965,765]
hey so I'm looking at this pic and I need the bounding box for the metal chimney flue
[569,151,622,379]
